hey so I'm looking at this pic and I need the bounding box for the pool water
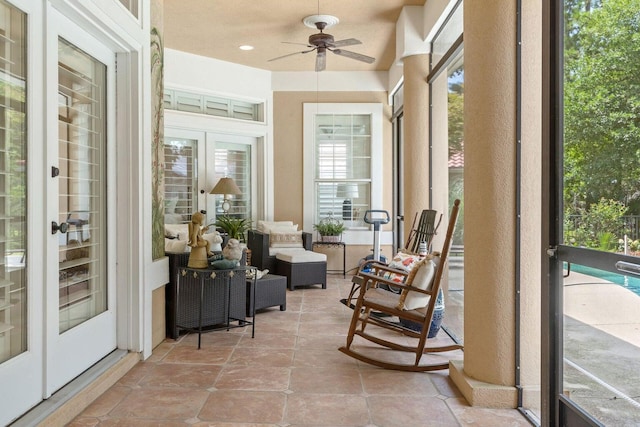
[567,262,640,297]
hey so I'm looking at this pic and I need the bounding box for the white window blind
[214,143,251,220]
[164,138,197,223]
[314,114,372,228]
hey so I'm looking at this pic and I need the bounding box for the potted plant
[314,216,346,242]
[214,215,252,241]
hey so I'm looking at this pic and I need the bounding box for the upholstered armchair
[247,221,312,271]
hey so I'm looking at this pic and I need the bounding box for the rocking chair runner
[338,199,462,372]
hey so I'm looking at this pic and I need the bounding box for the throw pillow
[165,223,189,241]
[269,231,304,248]
[388,250,421,272]
[165,238,187,253]
[396,254,437,310]
[257,220,298,234]
[385,250,421,283]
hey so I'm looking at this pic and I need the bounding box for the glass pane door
[164,138,197,224]
[214,142,251,219]
[0,0,27,365]
[553,0,640,424]
[57,38,106,333]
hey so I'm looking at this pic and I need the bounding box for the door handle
[52,221,68,234]
[615,261,640,276]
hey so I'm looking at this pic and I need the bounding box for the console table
[312,241,346,277]
[165,251,248,340]
[176,266,257,348]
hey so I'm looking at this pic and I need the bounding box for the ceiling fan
[268,15,375,72]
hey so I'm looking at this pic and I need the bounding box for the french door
[545,0,640,425]
[45,9,116,395]
[0,1,43,424]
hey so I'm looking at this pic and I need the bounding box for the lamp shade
[210,177,241,195]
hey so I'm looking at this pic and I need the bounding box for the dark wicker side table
[246,273,287,316]
[176,266,257,348]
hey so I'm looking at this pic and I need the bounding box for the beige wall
[273,91,394,271]
[152,287,166,348]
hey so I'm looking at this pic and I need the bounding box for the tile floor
[69,275,531,426]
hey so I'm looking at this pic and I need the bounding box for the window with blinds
[315,114,371,228]
[163,89,264,123]
[164,138,197,224]
[214,143,251,220]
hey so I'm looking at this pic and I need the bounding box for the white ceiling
[163,0,426,72]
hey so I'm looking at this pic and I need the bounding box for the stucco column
[403,54,430,240]
[449,0,519,407]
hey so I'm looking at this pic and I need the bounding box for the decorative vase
[427,289,445,338]
[399,288,445,338]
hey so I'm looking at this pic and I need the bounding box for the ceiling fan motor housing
[309,31,334,47]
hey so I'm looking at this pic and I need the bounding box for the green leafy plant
[214,216,252,241]
[313,220,346,236]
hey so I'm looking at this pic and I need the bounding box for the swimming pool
[567,262,640,297]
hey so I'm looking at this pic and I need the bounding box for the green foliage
[563,0,640,214]
[215,215,252,241]
[564,198,628,248]
[313,220,346,236]
[628,239,640,252]
[448,89,464,158]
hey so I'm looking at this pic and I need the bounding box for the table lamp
[210,177,241,214]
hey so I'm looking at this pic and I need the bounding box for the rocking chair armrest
[357,263,410,278]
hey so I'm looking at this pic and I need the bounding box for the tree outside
[563,0,640,251]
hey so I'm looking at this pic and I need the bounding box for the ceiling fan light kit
[269,14,376,71]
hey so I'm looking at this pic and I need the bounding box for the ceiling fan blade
[330,38,362,48]
[332,48,375,64]
[315,52,326,72]
[268,48,315,62]
[282,41,313,47]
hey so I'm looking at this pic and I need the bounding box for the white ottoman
[275,250,327,290]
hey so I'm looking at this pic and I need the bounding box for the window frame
[303,103,384,244]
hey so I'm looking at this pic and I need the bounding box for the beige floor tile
[139,363,222,388]
[109,387,209,420]
[368,395,459,427]
[198,390,286,424]
[446,397,533,426]
[293,348,359,368]
[289,366,363,394]
[236,332,297,349]
[285,394,370,425]
[360,369,439,396]
[77,385,131,417]
[215,366,291,391]
[229,347,295,367]
[162,344,233,364]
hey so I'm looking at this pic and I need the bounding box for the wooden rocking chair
[338,199,462,372]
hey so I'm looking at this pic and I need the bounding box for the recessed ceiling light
[239,45,254,51]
